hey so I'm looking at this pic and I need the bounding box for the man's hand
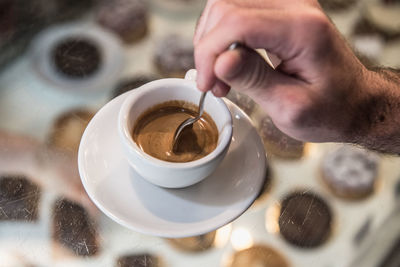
[194,0,400,154]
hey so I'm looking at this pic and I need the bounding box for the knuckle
[209,0,231,19]
[223,7,247,28]
[294,9,330,36]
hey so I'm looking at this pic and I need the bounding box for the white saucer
[78,93,267,238]
[30,22,123,94]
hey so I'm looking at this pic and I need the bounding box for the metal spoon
[173,91,207,149]
[172,42,241,149]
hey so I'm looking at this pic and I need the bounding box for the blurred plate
[30,22,124,94]
[78,92,267,238]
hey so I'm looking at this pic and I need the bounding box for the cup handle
[184,69,197,81]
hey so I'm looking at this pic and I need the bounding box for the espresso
[133,101,218,163]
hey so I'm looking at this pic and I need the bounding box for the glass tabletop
[0,0,399,266]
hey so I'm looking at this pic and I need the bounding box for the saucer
[30,23,123,94]
[78,93,267,238]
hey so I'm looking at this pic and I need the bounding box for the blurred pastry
[52,37,102,79]
[47,109,94,154]
[321,145,379,199]
[0,175,41,221]
[96,0,148,44]
[117,253,160,267]
[154,34,195,78]
[279,191,332,248]
[257,116,305,159]
[167,231,216,252]
[229,244,289,267]
[30,23,124,92]
[52,198,99,256]
[226,90,256,116]
[111,74,159,98]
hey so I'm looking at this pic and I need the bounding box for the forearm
[348,68,400,154]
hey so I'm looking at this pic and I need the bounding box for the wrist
[346,68,400,153]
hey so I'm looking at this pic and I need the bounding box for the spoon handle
[198,92,207,118]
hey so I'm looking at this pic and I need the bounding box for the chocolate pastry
[229,245,289,267]
[96,0,148,44]
[52,38,101,78]
[168,231,216,251]
[321,146,379,199]
[48,109,94,154]
[279,191,332,248]
[226,90,256,116]
[0,175,41,221]
[117,253,160,267]
[154,34,195,78]
[257,116,305,159]
[111,74,159,98]
[52,198,99,256]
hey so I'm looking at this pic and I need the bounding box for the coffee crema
[132,100,218,163]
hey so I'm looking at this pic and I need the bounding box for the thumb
[214,47,281,96]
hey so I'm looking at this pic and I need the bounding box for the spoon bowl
[172,92,207,150]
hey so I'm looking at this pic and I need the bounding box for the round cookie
[52,198,99,256]
[257,116,305,159]
[117,253,160,267]
[278,191,333,248]
[229,245,289,267]
[96,0,148,44]
[154,34,195,78]
[226,90,256,116]
[167,231,216,252]
[321,146,379,199]
[0,175,41,221]
[47,109,94,154]
[52,38,102,78]
[111,74,159,99]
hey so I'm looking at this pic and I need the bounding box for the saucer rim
[78,93,267,238]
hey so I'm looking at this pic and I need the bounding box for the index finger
[193,0,220,45]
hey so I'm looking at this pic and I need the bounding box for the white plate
[30,22,124,94]
[78,92,267,238]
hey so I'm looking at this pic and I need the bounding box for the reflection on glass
[214,223,232,248]
[265,202,281,234]
[230,227,253,251]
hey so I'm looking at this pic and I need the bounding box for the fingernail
[211,85,221,96]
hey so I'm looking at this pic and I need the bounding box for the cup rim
[118,78,233,169]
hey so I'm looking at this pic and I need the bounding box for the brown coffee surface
[133,101,218,163]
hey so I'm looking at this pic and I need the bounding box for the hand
[194,0,371,144]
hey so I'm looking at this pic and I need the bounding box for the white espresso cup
[118,69,233,188]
